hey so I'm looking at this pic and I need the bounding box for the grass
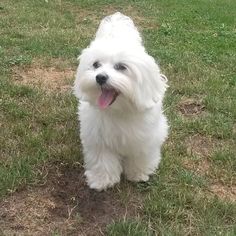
[0,0,235,235]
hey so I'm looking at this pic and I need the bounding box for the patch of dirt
[185,134,220,158]
[183,135,236,202]
[183,134,223,175]
[209,183,236,202]
[0,163,142,236]
[178,98,205,117]
[13,62,75,93]
[182,159,211,176]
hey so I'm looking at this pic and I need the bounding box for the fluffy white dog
[74,12,168,191]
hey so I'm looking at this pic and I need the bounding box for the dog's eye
[93,61,101,69]
[114,63,127,71]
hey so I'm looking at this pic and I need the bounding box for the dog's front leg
[123,148,161,182]
[83,147,122,191]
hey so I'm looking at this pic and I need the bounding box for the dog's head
[74,38,167,111]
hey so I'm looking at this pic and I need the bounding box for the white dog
[74,12,168,191]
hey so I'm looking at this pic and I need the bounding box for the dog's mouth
[97,87,119,109]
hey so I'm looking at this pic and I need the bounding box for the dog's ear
[73,49,88,99]
[132,54,168,110]
[77,47,89,61]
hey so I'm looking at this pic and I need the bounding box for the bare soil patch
[13,62,75,93]
[178,98,205,117]
[210,184,236,202]
[0,163,142,236]
[183,135,236,202]
[185,134,221,158]
[182,159,210,176]
[183,135,222,175]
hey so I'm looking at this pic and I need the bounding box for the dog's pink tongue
[98,88,116,109]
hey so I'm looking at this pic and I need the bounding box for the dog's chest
[79,103,157,156]
[100,114,151,156]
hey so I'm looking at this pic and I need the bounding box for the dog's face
[74,39,167,111]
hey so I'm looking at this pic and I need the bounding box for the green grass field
[0,0,235,235]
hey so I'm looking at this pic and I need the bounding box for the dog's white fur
[74,12,168,191]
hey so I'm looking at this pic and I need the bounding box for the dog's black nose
[96,74,108,85]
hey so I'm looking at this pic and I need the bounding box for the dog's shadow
[48,162,140,229]
[0,161,143,235]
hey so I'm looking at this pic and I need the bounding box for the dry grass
[209,184,236,202]
[185,134,222,158]
[182,158,211,176]
[183,134,235,203]
[12,61,75,93]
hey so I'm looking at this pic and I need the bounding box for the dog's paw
[125,172,150,182]
[85,170,120,191]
